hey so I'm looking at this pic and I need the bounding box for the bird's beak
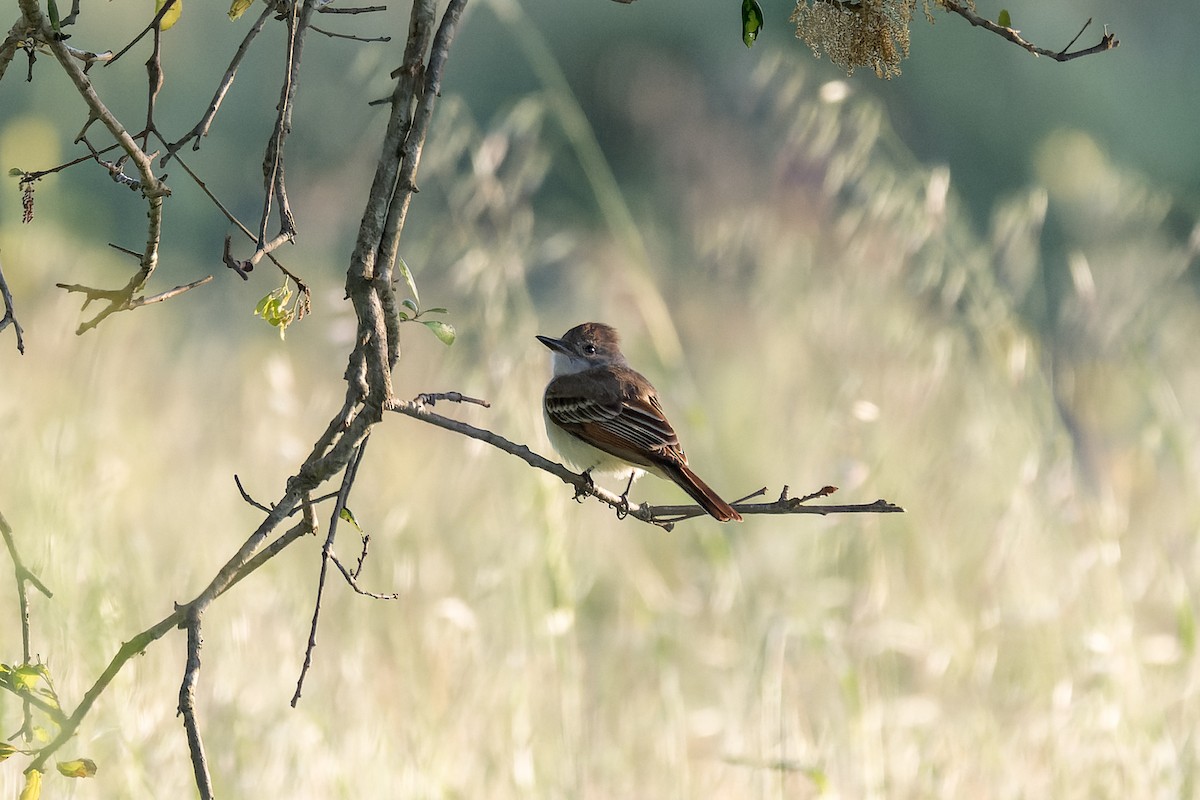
[536,334,569,354]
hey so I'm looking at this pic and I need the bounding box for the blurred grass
[3,43,1200,800]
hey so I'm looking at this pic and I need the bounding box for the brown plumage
[538,323,742,522]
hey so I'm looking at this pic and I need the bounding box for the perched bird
[537,322,742,522]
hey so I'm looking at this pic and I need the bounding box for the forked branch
[939,2,1118,61]
[386,395,904,531]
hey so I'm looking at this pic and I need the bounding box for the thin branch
[25,508,316,775]
[940,3,1118,61]
[17,0,176,333]
[329,553,400,599]
[234,474,274,513]
[256,0,315,256]
[317,5,388,13]
[386,395,904,530]
[178,608,213,800]
[161,5,274,165]
[11,142,123,182]
[104,0,179,67]
[162,147,309,293]
[293,441,368,707]
[1,510,54,741]
[55,274,213,334]
[310,25,391,43]
[0,253,26,354]
[0,26,24,82]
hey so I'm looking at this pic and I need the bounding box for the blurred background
[2,0,1200,796]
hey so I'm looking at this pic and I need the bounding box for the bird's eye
[583,344,597,355]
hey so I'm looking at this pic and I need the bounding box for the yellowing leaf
[421,320,456,346]
[228,0,253,20]
[155,0,182,31]
[19,770,41,800]
[57,759,98,779]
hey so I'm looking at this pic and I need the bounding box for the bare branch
[294,439,370,707]
[0,254,26,354]
[387,395,904,530]
[25,507,316,775]
[165,150,309,292]
[257,0,316,256]
[178,608,213,800]
[161,5,274,165]
[317,5,388,13]
[105,0,180,67]
[311,25,391,43]
[329,552,401,599]
[940,3,1118,61]
[1,510,53,741]
[17,0,177,333]
[55,274,213,334]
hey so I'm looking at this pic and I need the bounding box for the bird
[536,322,742,522]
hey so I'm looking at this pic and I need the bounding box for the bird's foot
[615,473,635,519]
[573,469,595,501]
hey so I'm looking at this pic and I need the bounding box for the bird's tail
[664,463,743,522]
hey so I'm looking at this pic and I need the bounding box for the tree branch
[0,253,26,354]
[940,3,1118,61]
[161,5,274,165]
[386,395,904,531]
[1,510,54,742]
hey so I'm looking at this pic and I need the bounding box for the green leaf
[421,320,456,346]
[13,664,46,692]
[397,255,419,308]
[997,8,1011,27]
[253,283,295,340]
[339,507,362,531]
[741,0,763,47]
[401,298,418,315]
[228,0,253,20]
[48,0,61,31]
[1179,599,1196,655]
[0,741,18,762]
[423,307,448,315]
[9,168,24,177]
[56,759,98,778]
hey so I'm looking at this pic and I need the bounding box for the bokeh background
[2,0,1200,796]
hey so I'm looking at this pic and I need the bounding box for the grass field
[3,50,1200,799]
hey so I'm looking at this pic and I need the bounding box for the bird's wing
[544,367,685,468]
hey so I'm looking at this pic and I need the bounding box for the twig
[310,25,391,42]
[415,391,490,408]
[317,4,388,13]
[18,0,176,333]
[293,441,369,707]
[25,508,316,776]
[1,510,54,741]
[105,0,179,67]
[329,553,400,599]
[234,474,274,513]
[386,395,904,530]
[940,2,1118,62]
[161,5,274,165]
[177,607,213,800]
[256,0,315,258]
[162,148,309,293]
[0,254,26,354]
[55,274,213,333]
